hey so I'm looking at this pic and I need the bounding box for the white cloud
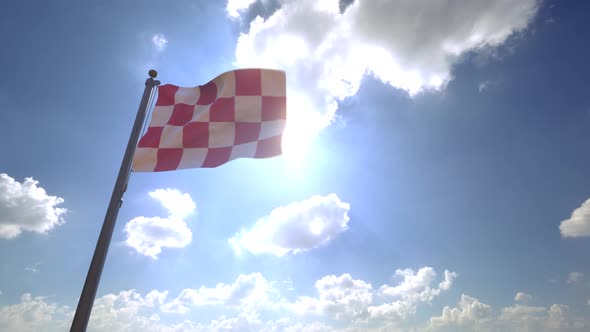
[0,294,69,332]
[369,268,457,322]
[0,173,67,239]
[560,199,590,237]
[24,262,41,274]
[5,269,590,332]
[290,273,373,320]
[161,273,275,314]
[379,267,457,302]
[124,189,195,259]
[226,0,258,18]
[233,0,539,144]
[151,33,168,51]
[229,193,350,256]
[567,272,584,284]
[428,295,590,332]
[428,294,493,331]
[514,292,532,303]
[478,80,493,92]
[87,290,169,331]
[287,266,456,324]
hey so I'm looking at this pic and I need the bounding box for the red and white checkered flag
[133,69,286,172]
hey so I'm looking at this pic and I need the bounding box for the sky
[1,0,590,331]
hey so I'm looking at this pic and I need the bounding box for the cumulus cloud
[288,266,456,324]
[4,269,590,331]
[88,290,169,331]
[560,199,590,237]
[428,294,493,330]
[0,294,69,332]
[290,273,373,320]
[151,33,168,51]
[229,193,350,256]
[0,173,67,239]
[161,273,275,314]
[428,294,590,332]
[233,0,539,142]
[514,292,532,303]
[124,189,195,258]
[368,268,457,321]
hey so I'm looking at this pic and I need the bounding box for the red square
[203,147,232,167]
[137,127,164,148]
[210,97,235,122]
[197,80,218,105]
[182,122,209,148]
[168,104,194,126]
[235,69,262,96]
[261,96,286,121]
[154,148,183,172]
[255,135,282,158]
[234,122,261,145]
[156,85,179,106]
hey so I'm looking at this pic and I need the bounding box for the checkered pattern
[133,69,286,172]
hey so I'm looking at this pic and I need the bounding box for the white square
[208,122,236,148]
[214,71,236,98]
[259,120,286,140]
[261,70,286,97]
[132,147,158,172]
[150,105,174,126]
[175,87,200,105]
[235,96,262,122]
[192,104,210,122]
[178,148,208,169]
[159,125,184,148]
[230,141,258,160]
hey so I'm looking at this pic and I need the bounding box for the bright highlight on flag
[133,69,286,172]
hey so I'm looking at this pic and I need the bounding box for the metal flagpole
[70,70,160,332]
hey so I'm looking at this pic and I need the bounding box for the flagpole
[70,70,160,332]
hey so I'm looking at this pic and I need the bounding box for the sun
[281,93,326,164]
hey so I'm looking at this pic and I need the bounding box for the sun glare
[281,93,327,164]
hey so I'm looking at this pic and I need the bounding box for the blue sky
[1,0,590,331]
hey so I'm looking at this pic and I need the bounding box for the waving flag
[133,69,286,172]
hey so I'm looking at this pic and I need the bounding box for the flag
[133,69,286,172]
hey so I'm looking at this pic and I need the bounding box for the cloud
[514,292,532,303]
[428,295,590,332]
[478,80,493,92]
[124,189,195,258]
[368,268,457,322]
[229,193,350,256]
[288,266,456,324]
[233,0,539,140]
[0,294,69,332]
[161,273,275,314]
[226,0,258,18]
[151,33,168,51]
[427,294,493,331]
[290,273,373,320]
[0,173,67,239]
[379,268,457,301]
[4,269,590,331]
[559,199,590,237]
[24,262,41,274]
[87,290,169,331]
[567,272,583,284]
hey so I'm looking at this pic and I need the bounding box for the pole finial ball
[148,69,158,78]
